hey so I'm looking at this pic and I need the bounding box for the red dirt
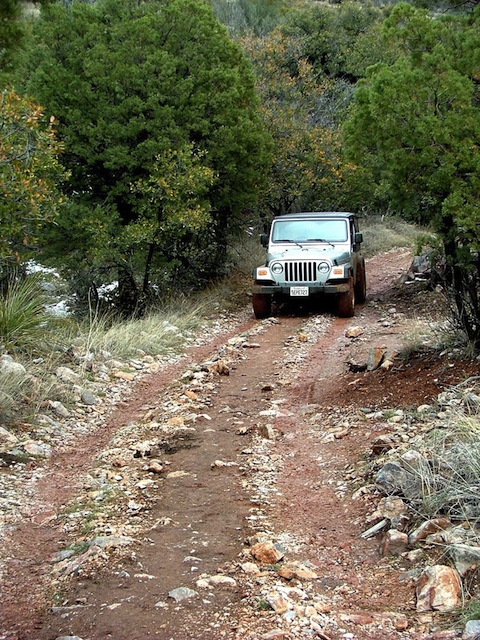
[1,249,478,640]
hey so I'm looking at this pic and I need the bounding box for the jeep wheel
[337,277,355,318]
[355,259,367,304]
[252,293,272,319]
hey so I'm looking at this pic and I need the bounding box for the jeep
[252,211,366,319]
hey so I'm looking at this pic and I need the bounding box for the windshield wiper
[306,238,336,248]
[276,239,305,249]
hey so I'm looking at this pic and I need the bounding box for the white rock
[168,587,198,602]
[211,459,238,468]
[22,441,53,458]
[0,426,18,446]
[464,620,480,639]
[48,400,71,418]
[166,470,190,479]
[266,592,290,614]
[417,404,432,413]
[207,575,237,587]
[56,366,81,384]
[448,544,480,577]
[195,578,211,589]
[137,479,155,490]
[0,359,26,376]
[241,562,261,575]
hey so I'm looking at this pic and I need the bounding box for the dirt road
[1,249,476,640]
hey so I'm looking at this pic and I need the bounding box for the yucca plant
[0,274,51,352]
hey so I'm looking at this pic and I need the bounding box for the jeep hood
[267,247,351,265]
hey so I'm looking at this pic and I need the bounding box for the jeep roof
[272,211,356,220]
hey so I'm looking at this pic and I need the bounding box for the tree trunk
[442,221,480,350]
[117,267,139,317]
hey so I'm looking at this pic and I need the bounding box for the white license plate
[290,286,309,297]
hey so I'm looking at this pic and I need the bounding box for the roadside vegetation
[416,413,480,524]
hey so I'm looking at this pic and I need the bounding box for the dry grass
[0,367,31,415]
[361,216,434,257]
[74,297,219,360]
[407,411,480,527]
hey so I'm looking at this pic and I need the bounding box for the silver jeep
[252,211,366,319]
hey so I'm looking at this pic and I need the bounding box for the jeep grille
[284,261,318,283]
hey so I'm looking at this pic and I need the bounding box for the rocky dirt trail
[1,249,478,640]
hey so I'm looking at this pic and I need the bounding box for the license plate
[290,286,309,297]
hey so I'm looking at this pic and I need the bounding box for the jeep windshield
[271,218,348,244]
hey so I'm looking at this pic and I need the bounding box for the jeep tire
[337,277,355,318]
[252,293,272,319]
[355,259,367,304]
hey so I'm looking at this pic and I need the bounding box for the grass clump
[0,275,73,420]
[460,596,480,623]
[77,297,216,360]
[408,414,480,526]
[0,366,31,415]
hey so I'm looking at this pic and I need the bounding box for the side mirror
[260,233,269,247]
[354,232,363,244]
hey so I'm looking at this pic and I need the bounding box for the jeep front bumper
[252,282,350,295]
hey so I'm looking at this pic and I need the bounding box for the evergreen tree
[20,0,270,313]
[344,3,480,346]
[0,0,25,78]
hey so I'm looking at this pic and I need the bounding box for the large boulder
[416,565,462,612]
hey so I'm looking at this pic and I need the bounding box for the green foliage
[407,414,480,522]
[345,4,480,225]
[412,0,479,14]
[0,0,25,78]
[256,598,273,611]
[132,145,216,240]
[0,88,68,267]
[461,598,480,624]
[19,0,270,313]
[0,1,49,82]
[279,1,387,83]
[242,24,366,220]
[238,1,391,222]
[343,3,480,347]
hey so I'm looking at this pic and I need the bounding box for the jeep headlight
[318,262,330,274]
[271,262,283,275]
